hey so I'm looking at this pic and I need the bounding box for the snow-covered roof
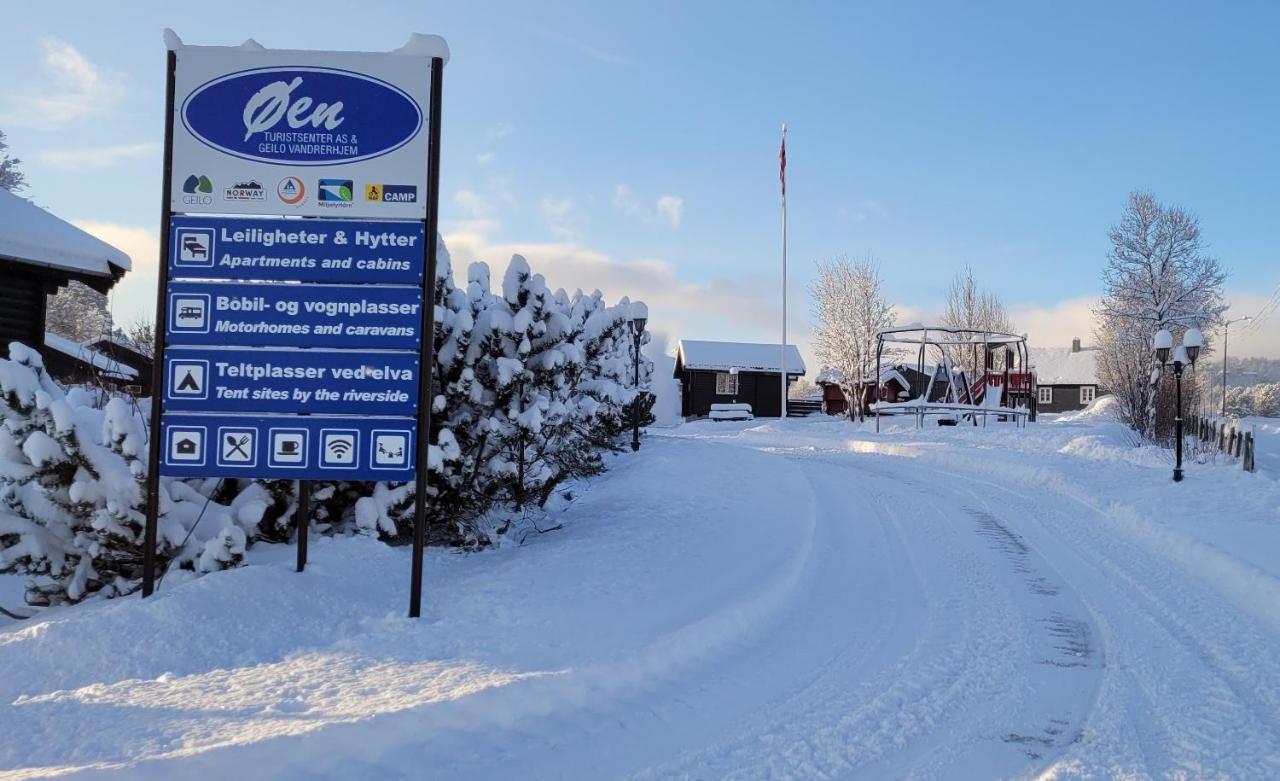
[1030,345,1098,386]
[0,188,131,280]
[676,340,806,375]
[43,332,139,380]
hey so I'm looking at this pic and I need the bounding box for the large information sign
[144,31,448,613]
[172,46,431,219]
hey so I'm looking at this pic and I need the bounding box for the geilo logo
[181,174,214,206]
[181,67,423,166]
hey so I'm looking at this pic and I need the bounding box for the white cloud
[655,195,684,228]
[529,25,629,66]
[71,221,159,328]
[441,224,784,352]
[476,151,496,165]
[613,184,684,229]
[453,189,492,218]
[1008,296,1099,349]
[0,38,124,128]
[540,196,577,240]
[488,123,514,141]
[38,142,160,170]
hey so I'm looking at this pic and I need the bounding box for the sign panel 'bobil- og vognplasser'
[171,41,431,219]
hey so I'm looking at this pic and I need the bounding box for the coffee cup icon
[278,440,299,455]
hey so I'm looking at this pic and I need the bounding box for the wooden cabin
[0,187,131,361]
[674,340,806,419]
[42,332,140,391]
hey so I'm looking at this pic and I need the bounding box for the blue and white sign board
[161,414,415,480]
[169,36,447,219]
[165,281,422,349]
[169,216,425,283]
[164,348,419,415]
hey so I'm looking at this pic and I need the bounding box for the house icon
[175,436,199,455]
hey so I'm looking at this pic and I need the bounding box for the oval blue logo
[181,66,423,166]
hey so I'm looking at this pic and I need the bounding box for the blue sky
[1,0,1277,361]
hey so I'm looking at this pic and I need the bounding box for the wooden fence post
[1244,432,1255,472]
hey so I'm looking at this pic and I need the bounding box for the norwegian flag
[779,125,787,198]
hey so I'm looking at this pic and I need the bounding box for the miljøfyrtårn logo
[181,67,424,165]
[318,179,354,203]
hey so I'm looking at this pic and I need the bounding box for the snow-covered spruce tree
[1094,191,1226,441]
[0,345,159,604]
[0,128,25,192]
[355,238,467,546]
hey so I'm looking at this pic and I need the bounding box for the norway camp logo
[180,67,423,165]
[365,184,417,203]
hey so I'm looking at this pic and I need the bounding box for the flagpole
[780,123,788,419]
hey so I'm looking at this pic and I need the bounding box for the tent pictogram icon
[169,360,209,400]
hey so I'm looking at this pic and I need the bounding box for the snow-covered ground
[2,407,1278,779]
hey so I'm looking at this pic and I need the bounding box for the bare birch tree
[1094,191,1226,440]
[941,266,1014,383]
[809,255,896,420]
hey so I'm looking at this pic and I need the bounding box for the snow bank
[0,437,817,777]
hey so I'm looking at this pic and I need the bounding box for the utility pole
[1222,316,1252,416]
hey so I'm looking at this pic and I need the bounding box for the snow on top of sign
[0,188,131,277]
[43,332,138,380]
[1030,345,1098,386]
[164,29,451,64]
[677,340,806,375]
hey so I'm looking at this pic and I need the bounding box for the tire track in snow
[931,464,1280,779]
[633,451,1084,780]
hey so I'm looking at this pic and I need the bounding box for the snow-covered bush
[361,242,654,548]
[0,237,653,603]
[1224,382,1280,418]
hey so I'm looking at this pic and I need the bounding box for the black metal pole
[142,50,177,598]
[409,57,444,619]
[295,480,310,573]
[631,330,641,452]
[1222,323,1229,417]
[1174,363,1184,482]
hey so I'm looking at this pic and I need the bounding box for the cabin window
[715,372,739,396]
[1038,386,1053,404]
[1079,386,1095,404]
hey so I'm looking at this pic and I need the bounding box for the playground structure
[873,325,1034,431]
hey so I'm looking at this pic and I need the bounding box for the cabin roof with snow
[43,332,138,381]
[1030,344,1098,386]
[674,340,806,376]
[0,188,131,291]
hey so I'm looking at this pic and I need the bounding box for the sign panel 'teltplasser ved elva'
[171,45,430,219]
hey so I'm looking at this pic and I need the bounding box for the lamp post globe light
[1153,327,1202,482]
[628,301,648,452]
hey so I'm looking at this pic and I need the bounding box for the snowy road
[2,417,1279,779]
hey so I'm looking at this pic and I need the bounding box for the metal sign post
[409,57,444,619]
[142,34,447,606]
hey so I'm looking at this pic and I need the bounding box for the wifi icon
[320,430,358,468]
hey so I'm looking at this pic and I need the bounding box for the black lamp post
[1153,327,1203,482]
[629,301,648,452]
